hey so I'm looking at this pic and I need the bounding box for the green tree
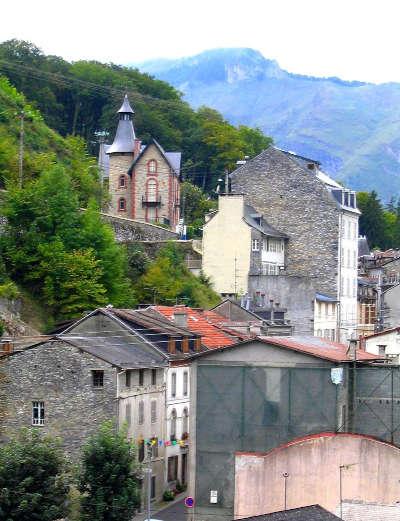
[0,429,70,521]
[358,191,386,249]
[181,181,217,237]
[79,421,141,521]
[136,243,220,308]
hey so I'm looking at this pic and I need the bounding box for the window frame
[138,400,144,425]
[171,372,177,397]
[92,370,104,388]
[32,401,45,426]
[139,369,145,386]
[151,369,157,386]
[183,371,188,396]
[118,174,127,188]
[151,400,157,423]
[170,409,177,439]
[147,159,158,175]
[118,197,127,212]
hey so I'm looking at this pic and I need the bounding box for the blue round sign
[185,496,195,508]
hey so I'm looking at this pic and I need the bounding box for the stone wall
[248,274,316,335]
[0,340,117,459]
[108,153,134,216]
[231,147,339,296]
[101,212,178,242]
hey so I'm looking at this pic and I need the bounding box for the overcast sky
[2,0,400,83]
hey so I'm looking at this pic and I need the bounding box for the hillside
[137,48,400,200]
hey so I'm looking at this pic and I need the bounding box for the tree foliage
[358,190,400,249]
[0,165,135,319]
[0,39,272,194]
[135,243,220,308]
[181,181,217,237]
[79,421,141,521]
[0,429,70,521]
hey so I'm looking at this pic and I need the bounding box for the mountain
[137,48,400,200]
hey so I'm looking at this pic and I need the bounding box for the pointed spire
[118,94,134,115]
[106,94,136,154]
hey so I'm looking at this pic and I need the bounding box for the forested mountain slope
[138,48,400,200]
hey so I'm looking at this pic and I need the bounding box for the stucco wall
[202,194,252,295]
[0,340,117,458]
[234,434,400,519]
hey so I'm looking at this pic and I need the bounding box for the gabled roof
[151,306,241,349]
[127,138,181,175]
[188,335,382,363]
[238,505,340,521]
[363,326,400,340]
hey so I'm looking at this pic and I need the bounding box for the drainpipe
[337,212,343,342]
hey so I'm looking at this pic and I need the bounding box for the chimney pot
[173,309,188,328]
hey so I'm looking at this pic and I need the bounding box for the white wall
[314,300,337,341]
[365,330,400,362]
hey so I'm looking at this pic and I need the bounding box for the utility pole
[18,110,24,189]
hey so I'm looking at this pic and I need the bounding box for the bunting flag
[138,436,188,447]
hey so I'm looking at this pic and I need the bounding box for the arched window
[170,409,177,440]
[182,407,189,435]
[118,197,126,212]
[138,439,145,462]
[119,175,127,188]
[146,179,158,202]
[147,159,157,174]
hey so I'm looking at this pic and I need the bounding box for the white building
[363,327,400,364]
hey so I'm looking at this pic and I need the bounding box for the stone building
[229,147,360,341]
[102,95,181,228]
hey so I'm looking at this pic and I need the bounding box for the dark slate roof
[244,204,287,238]
[280,149,321,167]
[118,94,134,114]
[62,335,167,369]
[315,293,338,303]
[106,119,136,154]
[238,505,341,520]
[127,138,180,175]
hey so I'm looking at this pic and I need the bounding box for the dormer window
[147,160,157,174]
[119,175,127,188]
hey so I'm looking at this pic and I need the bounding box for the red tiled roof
[258,336,381,362]
[151,306,239,349]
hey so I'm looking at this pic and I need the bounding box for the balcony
[142,195,161,207]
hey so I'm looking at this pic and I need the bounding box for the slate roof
[117,94,134,114]
[315,293,338,303]
[151,306,241,349]
[239,505,340,521]
[244,204,287,238]
[128,138,181,175]
[62,335,167,369]
[106,119,136,154]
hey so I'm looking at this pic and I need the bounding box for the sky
[2,0,400,83]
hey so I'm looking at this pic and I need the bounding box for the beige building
[314,293,338,341]
[202,193,287,297]
[104,95,181,228]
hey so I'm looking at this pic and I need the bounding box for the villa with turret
[100,95,181,228]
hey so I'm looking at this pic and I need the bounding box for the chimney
[133,138,142,159]
[173,307,188,328]
[168,338,176,355]
[347,336,358,361]
[1,341,14,354]
[182,338,189,353]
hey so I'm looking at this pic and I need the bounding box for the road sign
[185,496,195,508]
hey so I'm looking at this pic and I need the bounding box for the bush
[163,490,175,501]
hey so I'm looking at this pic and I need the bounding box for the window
[32,401,45,426]
[118,175,127,188]
[378,345,386,356]
[138,440,145,462]
[92,370,104,387]
[151,369,157,385]
[183,371,188,396]
[138,400,144,425]
[168,456,178,482]
[171,372,176,397]
[151,476,156,499]
[151,438,159,459]
[182,407,189,434]
[118,197,126,212]
[261,262,279,275]
[151,400,157,423]
[170,409,177,440]
[125,370,131,388]
[251,239,260,252]
[125,403,131,426]
[267,239,283,253]
[146,178,158,202]
[139,369,145,386]
[147,159,157,174]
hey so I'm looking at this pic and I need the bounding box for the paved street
[155,498,186,521]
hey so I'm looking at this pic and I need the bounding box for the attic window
[147,159,157,174]
[307,163,315,170]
